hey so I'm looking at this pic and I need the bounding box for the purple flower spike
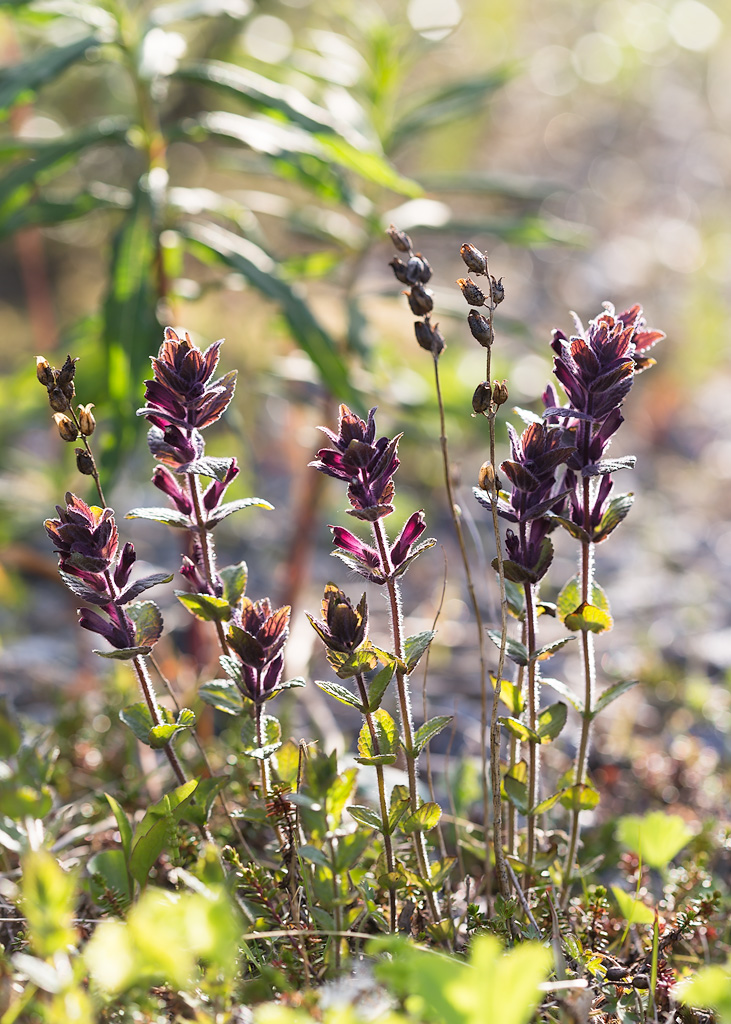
[45,493,119,576]
[307,583,368,654]
[203,458,239,511]
[226,598,291,705]
[153,466,193,515]
[390,510,427,569]
[310,405,401,522]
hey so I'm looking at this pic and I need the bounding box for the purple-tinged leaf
[126,506,191,528]
[326,644,380,680]
[331,551,385,584]
[58,570,110,605]
[582,456,636,476]
[182,456,235,482]
[543,406,596,422]
[543,511,590,544]
[127,601,163,649]
[117,572,174,605]
[390,537,437,580]
[594,493,634,542]
[205,497,274,527]
[487,630,528,666]
[513,406,543,425]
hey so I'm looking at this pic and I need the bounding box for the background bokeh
[1,0,730,814]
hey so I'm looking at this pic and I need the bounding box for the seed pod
[36,356,55,388]
[57,355,77,388]
[490,276,505,305]
[406,253,432,284]
[414,319,445,357]
[387,224,412,253]
[472,381,492,414]
[458,278,486,307]
[468,309,494,347]
[48,387,70,413]
[478,461,496,491]
[632,975,649,990]
[406,284,434,317]
[492,380,509,407]
[53,413,79,442]
[460,243,487,275]
[389,257,410,284]
[77,403,96,436]
[75,448,95,475]
[605,967,629,982]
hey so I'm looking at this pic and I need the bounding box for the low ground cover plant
[2,234,730,1024]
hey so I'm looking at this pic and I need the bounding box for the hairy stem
[187,474,229,654]
[132,654,187,787]
[523,580,539,874]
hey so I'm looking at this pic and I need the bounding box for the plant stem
[354,672,397,932]
[67,406,106,507]
[255,701,271,803]
[132,654,187,787]
[187,474,229,654]
[523,580,539,875]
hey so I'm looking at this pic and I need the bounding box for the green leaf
[540,677,584,714]
[487,631,528,666]
[497,677,524,715]
[20,850,77,958]
[594,493,634,543]
[536,702,567,743]
[205,497,274,527]
[119,702,172,745]
[0,191,126,238]
[175,591,232,622]
[348,805,383,830]
[532,790,568,815]
[592,679,638,717]
[533,637,574,661]
[679,960,731,1024]
[182,220,361,412]
[388,785,411,833]
[401,802,441,833]
[126,507,191,528]
[0,34,101,115]
[333,830,372,873]
[616,811,693,870]
[183,456,235,482]
[327,644,380,680]
[182,776,229,828]
[127,601,164,648]
[314,133,420,196]
[198,678,245,716]
[367,662,395,711]
[314,679,364,712]
[559,783,600,812]
[612,886,656,926]
[0,781,52,820]
[357,709,398,764]
[412,716,452,757]
[148,709,196,749]
[403,630,436,673]
[497,558,540,585]
[95,645,154,660]
[128,817,170,887]
[504,579,525,617]
[219,562,247,610]
[564,602,613,634]
[557,576,612,631]
[499,717,540,744]
[105,794,132,862]
[240,715,281,759]
[503,773,529,814]
[87,849,133,910]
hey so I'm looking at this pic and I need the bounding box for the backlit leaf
[199,678,245,715]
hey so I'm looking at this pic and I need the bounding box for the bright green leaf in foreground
[612,886,656,926]
[677,960,731,1024]
[616,810,693,870]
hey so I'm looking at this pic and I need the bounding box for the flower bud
[75,448,95,475]
[468,309,494,347]
[406,284,433,317]
[48,387,70,413]
[460,243,487,275]
[53,413,79,442]
[387,224,412,253]
[36,356,55,388]
[478,461,496,491]
[414,318,445,357]
[492,380,509,406]
[490,276,505,305]
[472,381,492,414]
[77,403,96,436]
[458,278,486,307]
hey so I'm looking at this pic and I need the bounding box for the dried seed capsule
[472,381,492,414]
[389,257,410,284]
[414,319,445,357]
[53,413,79,442]
[406,253,432,284]
[605,967,629,982]
[57,354,77,388]
[36,356,55,388]
[387,224,412,253]
[490,276,505,305]
[75,448,95,475]
[460,243,487,275]
[632,975,649,990]
[492,380,509,407]
[458,278,486,307]
[77,403,96,436]
[478,461,496,491]
[48,387,70,413]
[406,284,433,316]
[468,309,494,347]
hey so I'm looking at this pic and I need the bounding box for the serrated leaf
[314,679,363,711]
[401,802,441,833]
[275,676,305,692]
[125,506,191,528]
[594,493,634,543]
[544,512,590,543]
[487,630,528,666]
[559,783,600,811]
[412,716,452,756]
[175,591,232,622]
[612,886,655,926]
[558,575,611,625]
[199,678,245,715]
[540,677,584,714]
[357,709,398,760]
[497,677,524,715]
[148,708,196,749]
[119,702,173,745]
[127,601,164,648]
[496,557,539,585]
[592,678,638,717]
[403,630,436,673]
[240,715,281,759]
[58,569,110,605]
[347,805,383,830]
[499,716,540,744]
[327,644,380,680]
[206,497,273,527]
[564,602,613,634]
[367,662,395,711]
[0,34,101,115]
[219,562,247,609]
[388,787,411,833]
[534,637,575,661]
[537,702,567,743]
[183,456,234,482]
[94,645,153,660]
[391,537,437,580]
[583,456,636,476]
[117,573,173,605]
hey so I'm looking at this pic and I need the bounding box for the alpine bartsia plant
[311,405,449,932]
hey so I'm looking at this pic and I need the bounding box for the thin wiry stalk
[131,654,187,787]
[66,405,106,507]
